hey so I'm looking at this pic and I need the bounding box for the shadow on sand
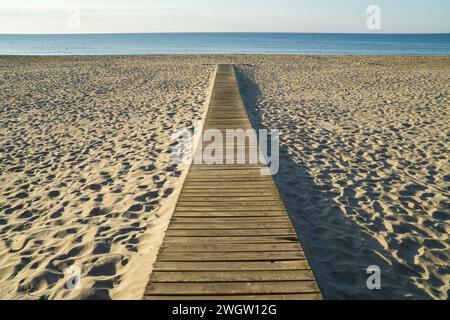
[235,66,425,300]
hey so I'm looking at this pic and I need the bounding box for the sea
[0,33,449,56]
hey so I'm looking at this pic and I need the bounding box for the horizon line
[1,31,450,36]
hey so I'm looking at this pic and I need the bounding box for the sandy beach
[0,55,448,300]
[0,56,215,299]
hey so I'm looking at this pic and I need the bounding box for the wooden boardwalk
[143,64,322,300]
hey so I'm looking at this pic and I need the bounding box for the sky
[0,0,449,34]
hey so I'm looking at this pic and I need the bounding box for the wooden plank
[173,211,287,217]
[150,270,314,282]
[181,186,274,191]
[171,217,291,223]
[143,293,322,300]
[176,201,284,207]
[188,167,268,172]
[189,170,264,174]
[175,207,286,212]
[179,195,279,200]
[187,174,267,178]
[168,222,293,230]
[166,229,296,237]
[153,260,312,271]
[157,251,305,262]
[182,186,275,190]
[183,184,275,189]
[185,179,271,183]
[163,236,299,244]
[190,165,263,169]
[161,243,301,252]
[145,281,320,295]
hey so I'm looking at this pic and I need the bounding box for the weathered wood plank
[183,184,275,188]
[161,243,301,252]
[182,185,275,190]
[150,270,314,282]
[175,207,286,212]
[166,229,296,237]
[168,222,293,230]
[173,211,287,217]
[171,217,291,223]
[145,281,320,295]
[179,196,279,201]
[181,187,273,191]
[143,293,322,300]
[157,251,305,262]
[163,236,299,244]
[153,260,312,271]
[176,201,284,207]
[190,165,263,169]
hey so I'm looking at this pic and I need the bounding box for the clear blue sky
[1,0,449,34]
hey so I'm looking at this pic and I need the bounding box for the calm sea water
[0,33,449,56]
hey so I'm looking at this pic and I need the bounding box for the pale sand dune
[0,55,448,300]
[0,56,215,299]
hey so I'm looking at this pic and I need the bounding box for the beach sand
[0,55,448,300]
[0,56,214,299]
